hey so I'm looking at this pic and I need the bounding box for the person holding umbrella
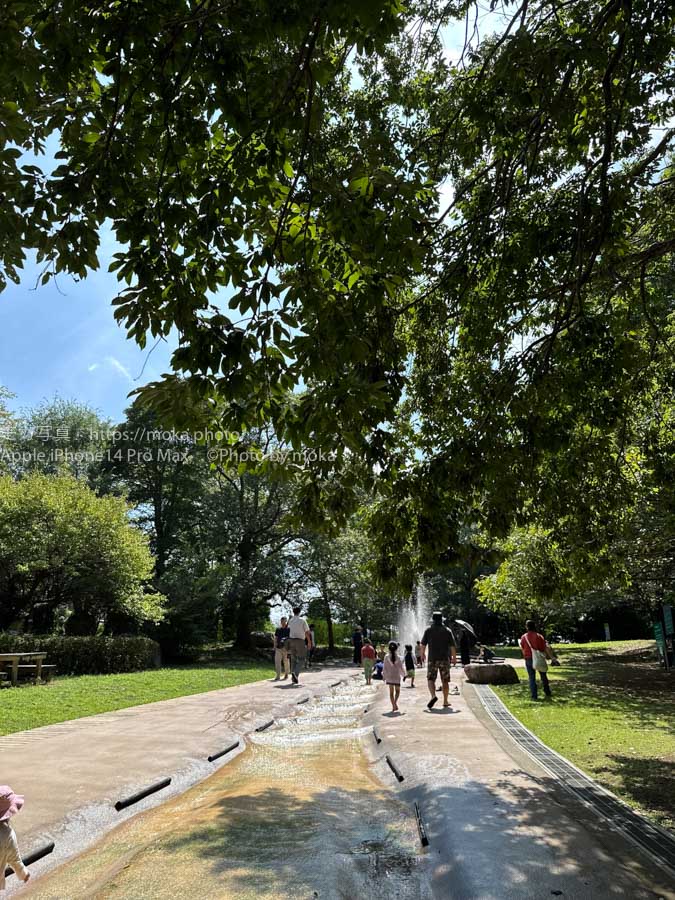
[453,618,477,667]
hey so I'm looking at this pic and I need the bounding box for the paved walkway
[364,666,675,900]
[5,661,674,898]
[2,664,350,885]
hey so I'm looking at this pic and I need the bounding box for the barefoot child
[404,644,416,687]
[383,641,406,712]
[361,638,377,685]
[0,785,30,891]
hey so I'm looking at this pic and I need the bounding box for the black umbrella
[454,618,477,638]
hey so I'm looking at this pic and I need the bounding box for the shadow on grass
[504,649,675,737]
[594,754,675,831]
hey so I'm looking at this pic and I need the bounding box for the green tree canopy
[6,396,111,482]
[0,473,164,634]
[2,0,674,574]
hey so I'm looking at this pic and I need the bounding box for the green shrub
[311,621,352,647]
[0,633,160,675]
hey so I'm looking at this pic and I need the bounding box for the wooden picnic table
[0,651,48,686]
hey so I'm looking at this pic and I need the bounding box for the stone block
[463,663,519,685]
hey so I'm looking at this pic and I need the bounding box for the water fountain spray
[396,576,432,647]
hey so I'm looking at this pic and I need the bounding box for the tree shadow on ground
[151,767,662,899]
[593,754,675,831]
[512,649,675,737]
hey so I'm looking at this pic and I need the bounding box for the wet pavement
[5,663,675,899]
[2,664,355,891]
[16,681,431,899]
[364,666,675,900]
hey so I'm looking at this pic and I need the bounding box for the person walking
[0,786,30,892]
[307,624,316,668]
[287,606,312,684]
[415,641,423,667]
[520,619,553,700]
[383,641,406,712]
[361,638,377,685]
[457,625,472,668]
[273,616,290,681]
[420,612,457,709]
[352,627,363,665]
[403,644,416,687]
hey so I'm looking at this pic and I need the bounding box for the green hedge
[0,634,160,676]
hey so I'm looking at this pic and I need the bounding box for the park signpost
[663,605,674,671]
[653,615,671,672]
[664,605,673,638]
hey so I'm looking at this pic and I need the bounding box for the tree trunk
[233,591,254,651]
[321,577,335,651]
[326,608,335,651]
[65,600,98,635]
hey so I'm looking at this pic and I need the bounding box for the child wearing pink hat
[0,786,30,891]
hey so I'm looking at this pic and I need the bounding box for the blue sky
[0,17,468,425]
[0,230,177,423]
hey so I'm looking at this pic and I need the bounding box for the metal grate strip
[475,684,675,877]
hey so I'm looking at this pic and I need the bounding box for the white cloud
[88,363,99,372]
[104,355,133,381]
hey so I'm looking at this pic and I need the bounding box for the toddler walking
[0,785,30,891]
[404,644,416,687]
[383,641,406,712]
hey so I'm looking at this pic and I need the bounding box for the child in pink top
[383,642,406,712]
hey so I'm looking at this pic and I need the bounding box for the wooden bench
[0,651,49,685]
[14,664,56,682]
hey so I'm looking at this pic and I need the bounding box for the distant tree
[301,524,399,647]
[476,526,581,629]
[0,474,164,634]
[0,386,16,475]
[8,396,110,482]
[204,463,304,650]
[96,404,206,578]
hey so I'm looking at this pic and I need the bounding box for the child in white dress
[383,641,406,712]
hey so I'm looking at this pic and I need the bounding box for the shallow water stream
[23,681,430,899]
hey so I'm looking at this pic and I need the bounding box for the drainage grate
[475,684,675,879]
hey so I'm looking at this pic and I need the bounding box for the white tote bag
[525,635,548,672]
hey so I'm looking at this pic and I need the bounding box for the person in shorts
[361,638,377,685]
[420,612,457,709]
[273,616,290,680]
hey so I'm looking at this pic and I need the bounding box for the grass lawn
[493,640,675,831]
[0,656,273,736]
[494,640,650,659]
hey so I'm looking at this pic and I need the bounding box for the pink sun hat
[0,786,25,822]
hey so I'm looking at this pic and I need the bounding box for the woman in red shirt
[520,620,553,700]
[361,639,377,685]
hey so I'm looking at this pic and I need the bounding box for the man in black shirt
[420,612,457,709]
[273,616,291,681]
[352,627,363,665]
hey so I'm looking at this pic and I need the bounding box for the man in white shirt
[287,606,312,684]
